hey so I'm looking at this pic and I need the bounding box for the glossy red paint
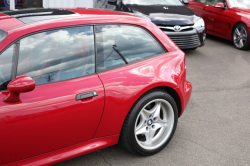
[187,0,250,44]
[4,135,119,166]
[4,76,35,103]
[0,75,105,165]
[0,13,24,31]
[94,50,189,137]
[0,8,191,165]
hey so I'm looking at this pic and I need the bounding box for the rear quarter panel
[94,50,185,138]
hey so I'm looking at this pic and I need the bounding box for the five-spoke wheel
[233,23,250,50]
[134,99,174,150]
[120,90,178,155]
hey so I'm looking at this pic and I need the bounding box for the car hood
[126,5,196,25]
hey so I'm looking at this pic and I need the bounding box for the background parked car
[95,0,206,50]
[187,0,250,50]
[0,8,191,165]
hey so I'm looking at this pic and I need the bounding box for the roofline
[1,8,137,31]
[6,13,140,32]
[1,13,179,54]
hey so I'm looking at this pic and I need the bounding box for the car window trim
[93,25,98,76]
[12,41,20,80]
[1,23,168,89]
[0,43,19,92]
[0,24,97,89]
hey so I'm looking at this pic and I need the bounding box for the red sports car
[0,8,192,165]
[187,0,250,50]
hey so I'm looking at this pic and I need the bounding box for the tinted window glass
[0,45,14,90]
[196,0,206,4]
[206,0,225,6]
[96,25,166,72]
[17,26,95,85]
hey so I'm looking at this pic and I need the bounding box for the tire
[233,23,250,50]
[119,90,178,156]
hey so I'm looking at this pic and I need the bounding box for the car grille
[169,34,201,49]
[158,25,194,32]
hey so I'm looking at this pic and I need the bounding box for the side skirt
[5,135,119,166]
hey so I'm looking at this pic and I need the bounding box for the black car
[95,0,206,50]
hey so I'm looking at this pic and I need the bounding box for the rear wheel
[119,90,178,155]
[233,23,250,50]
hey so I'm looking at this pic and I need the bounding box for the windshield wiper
[112,45,128,65]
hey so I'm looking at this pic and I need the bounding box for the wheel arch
[131,86,182,118]
[231,22,250,49]
[231,22,247,39]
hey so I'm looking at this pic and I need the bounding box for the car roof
[0,8,133,31]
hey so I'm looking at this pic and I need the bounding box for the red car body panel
[0,8,191,165]
[188,0,250,44]
[0,13,24,31]
[0,75,105,165]
[4,135,119,166]
[94,50,188,137]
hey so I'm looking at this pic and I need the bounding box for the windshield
[229,0,250,9]
[0,29,7,43]
[123,0,183,6]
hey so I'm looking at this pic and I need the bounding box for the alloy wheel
[134,99,174,150]
[233,26,248,49]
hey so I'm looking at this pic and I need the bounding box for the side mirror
[4,76,35,103]
[108,0,117,6]
[214,2,225,9]
[180,0,189,5]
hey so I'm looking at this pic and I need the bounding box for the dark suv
[95,0,206,50]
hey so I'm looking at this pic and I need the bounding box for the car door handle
[76,91,98,101]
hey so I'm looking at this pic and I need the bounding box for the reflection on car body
[95,0,206,50]
[0,8,192,166]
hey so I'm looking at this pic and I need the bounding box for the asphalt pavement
[55,35,250,166]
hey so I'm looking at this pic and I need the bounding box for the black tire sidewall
[233,23,250,50]
[124,91,178,156]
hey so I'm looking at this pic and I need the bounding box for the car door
[204,0,231,36]
[0,26,105,165]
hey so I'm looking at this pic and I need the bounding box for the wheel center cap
[147,119,153,126]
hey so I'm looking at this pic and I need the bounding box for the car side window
[95,25,166,73]
[0,45,15,90]
[17,26,95,85]
[206,0,225,6]
[196,0,206,4]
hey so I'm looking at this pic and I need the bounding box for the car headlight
[193,16,205,33]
